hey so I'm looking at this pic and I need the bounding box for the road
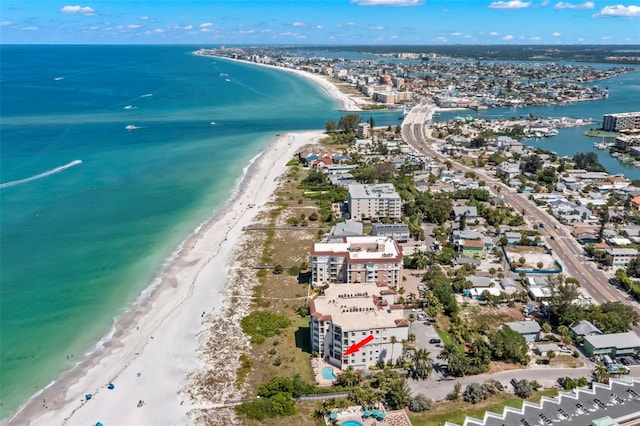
[408,365,640,401]
[401,103,640,317]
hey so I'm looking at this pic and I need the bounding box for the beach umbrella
[107,383,115,390]
[377,412,387,420]
[95,423,103,426]
[85,394,92,400]
[363,410,372,417]
[329,413,338,420]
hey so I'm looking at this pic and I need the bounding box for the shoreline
[9,130,324,425]
[194,51,365,112]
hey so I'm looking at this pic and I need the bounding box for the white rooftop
[348,183,401,200]
[313,236,401,261]
[312,283,406,331]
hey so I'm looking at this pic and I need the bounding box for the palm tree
[411,348,434,380]
[386,379,412,410]
[390,336,398,362]
[336,366,360,387]
[592,364,610,384]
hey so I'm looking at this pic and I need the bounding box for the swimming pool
[340,421,364,426]
[321,366,336,380]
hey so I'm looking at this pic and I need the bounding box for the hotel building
[311,236,403,288]
[310,282,409,370]
[348,183,402,220]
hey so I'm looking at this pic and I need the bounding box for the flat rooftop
[348,183,401,200]
[311,283,406,331]
[312,236,401,261]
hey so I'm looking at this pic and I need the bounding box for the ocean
[0,45,399,417]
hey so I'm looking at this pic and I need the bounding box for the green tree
[386,379,412,410]
[408,394,432,412]
[410,348,434,380]
[592,364,610,384]
[325,120,337,133]
[463,383,488,404]
[335,366,360,387]
[488,326,530,364]
[338,114,361,133]
[546,275,582,325]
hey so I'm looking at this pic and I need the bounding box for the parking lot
[408,312,447,378]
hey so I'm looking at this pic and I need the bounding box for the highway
[401,103,640,316]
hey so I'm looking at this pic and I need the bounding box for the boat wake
[124,105,138,110]
[0,160,82,189]
[139,93,153,98]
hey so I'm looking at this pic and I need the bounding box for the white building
[311,236,403,287]
[603,112,640,131]
[348,183,402,220]
[310,282,409,370]
[356,122,371,139]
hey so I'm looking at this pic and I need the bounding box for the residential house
[327,220,363,242]
[570,320,603,338]
[505,321,541,342]
[452,205,478,221]
[460,239,484,259]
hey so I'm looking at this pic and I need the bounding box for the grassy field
[408,389,560,426]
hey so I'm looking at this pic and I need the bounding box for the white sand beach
[10,130,324,426]
[195,51,366,112]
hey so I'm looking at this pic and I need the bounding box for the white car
[412,308,422,312]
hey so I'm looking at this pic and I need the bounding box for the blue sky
[1,0,638,44]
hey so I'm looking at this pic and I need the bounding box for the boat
[209,121,217,126]
[125,125,137,130]
[124,105,137,110]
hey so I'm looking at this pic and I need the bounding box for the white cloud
[351,0,424,5]
[154,28,164,33]
[436,36,447,42]
[502,34,514,40]
[183,25,193,30]
[261,29,272,33]
[1,21,12,26]
[554,1,594,9]
[489,1,531,9]
[464,34,472,39]
[239,29,255,34]
[60,5,95,15]
[22,26,38,31]
[141,16,150,20]
[530,35,541,40]
[595,4,640,17]
[199,22,213,28]
[553,31,562,36]
[541,0,551,5]
[127,24,141,29]
[313,25,324,29]
[347,21,357,26]
[292,21,305,27]
[602,35,613,39]
[450,31,463,36]
[489,31,500,36]
[368,25,385,30]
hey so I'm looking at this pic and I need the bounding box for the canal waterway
[434,67,640,179]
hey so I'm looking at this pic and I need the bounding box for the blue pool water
[340,421,364,426]
[321,366,336,380]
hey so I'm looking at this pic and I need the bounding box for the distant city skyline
[1,0,639,45]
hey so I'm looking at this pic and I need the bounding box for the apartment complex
[602,112,640,131]
[311,236,403,287]
[605,248,639,268]
[348,183,402,220]
[356,122,371,139]
[310,282,409,370]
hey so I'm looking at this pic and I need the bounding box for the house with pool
[309,282,409,371]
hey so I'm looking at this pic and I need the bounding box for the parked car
[429,338,441,344]
[620,357,630,366]
[539,223,545,228]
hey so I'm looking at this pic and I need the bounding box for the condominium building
[605,248,639,268]
[356,122,371,139]
[348,183,402,220]
[602,112,640,131]
[310,282,409,370]
[311,236,403,287]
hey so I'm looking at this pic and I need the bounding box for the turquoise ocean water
[0,45,637,418]
[0,45,400,417]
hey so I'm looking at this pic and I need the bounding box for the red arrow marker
[344,334,374,356]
